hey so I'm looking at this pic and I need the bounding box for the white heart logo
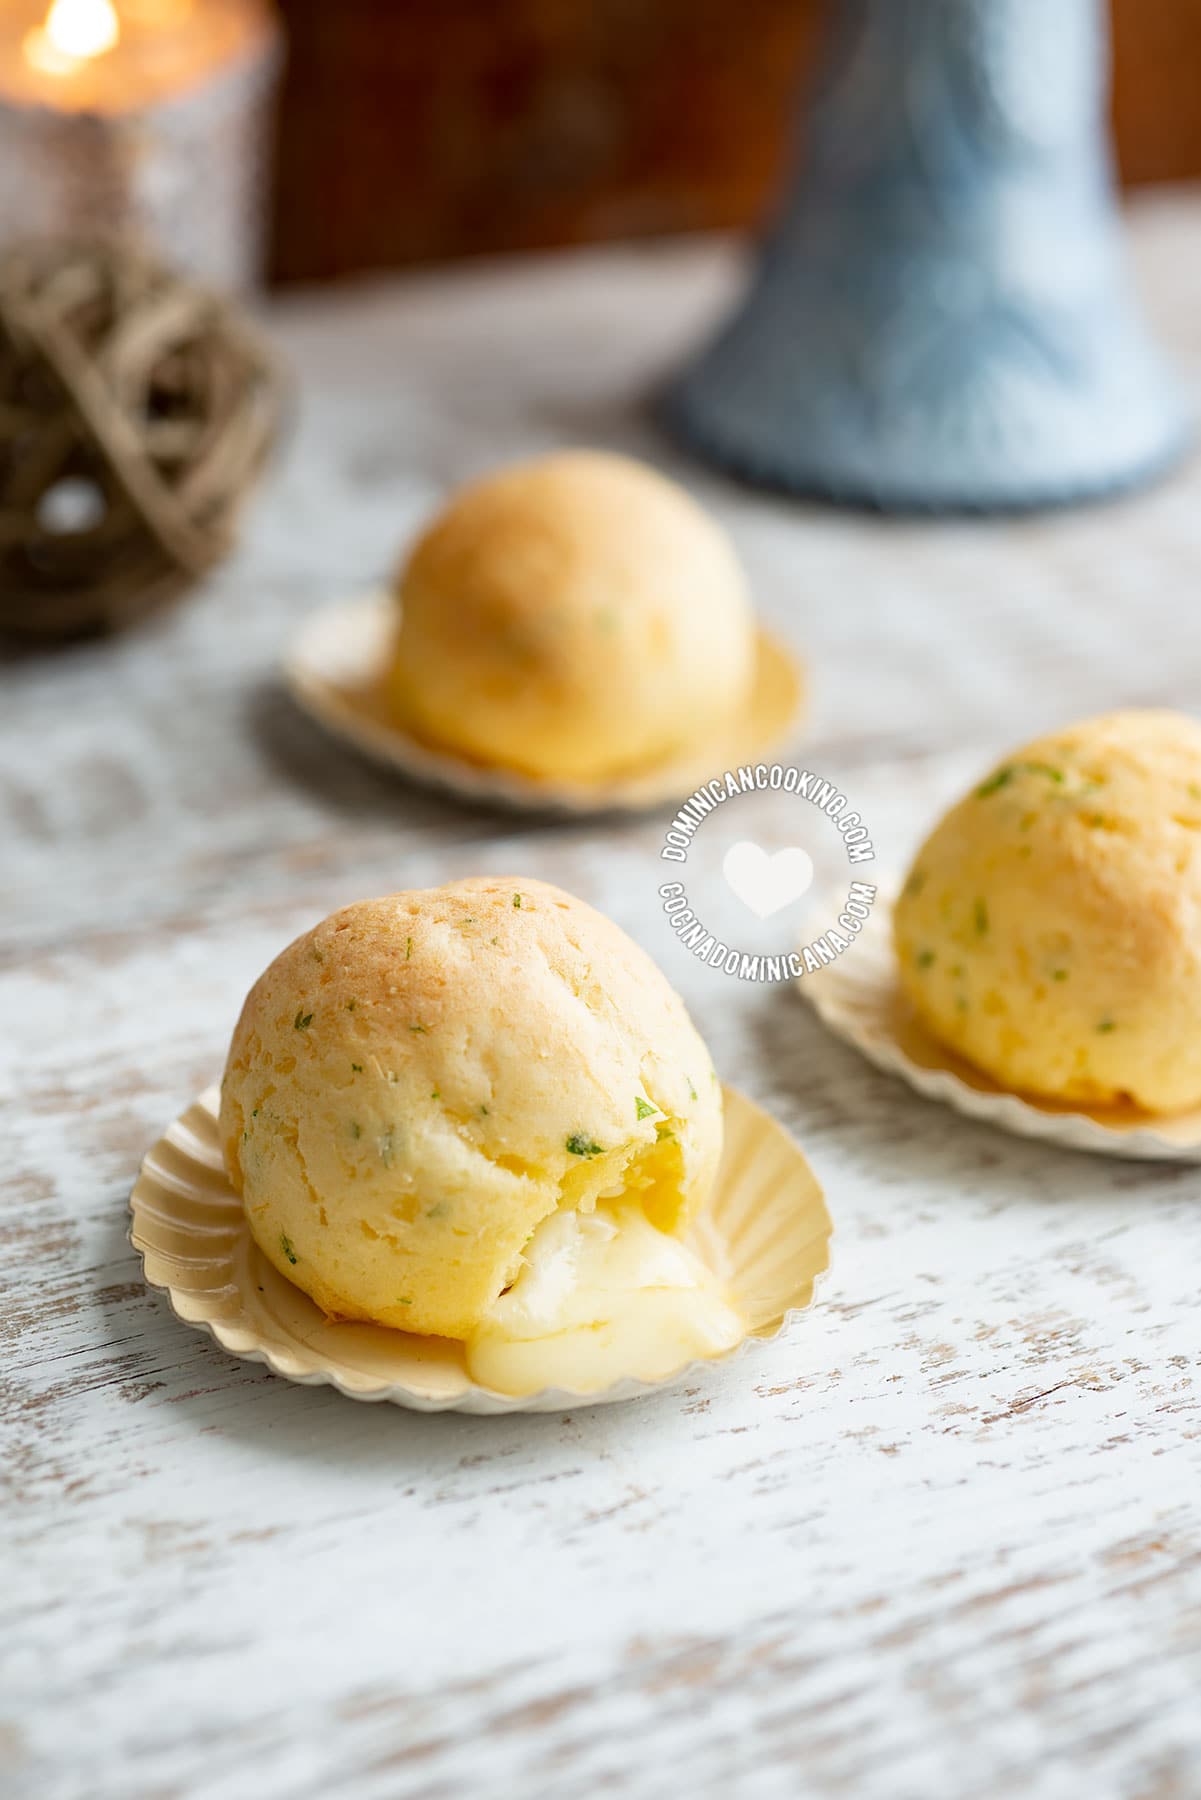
[722,841,814,919]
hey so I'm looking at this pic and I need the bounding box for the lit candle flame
[24,0,121,74]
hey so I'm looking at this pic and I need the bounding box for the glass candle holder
[0,0,283,291]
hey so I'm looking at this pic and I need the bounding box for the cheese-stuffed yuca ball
[219,877,722,1340]
[894,710,1201,1113]
[389,450,755,781]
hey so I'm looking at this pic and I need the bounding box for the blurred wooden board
[271,0,1201,280]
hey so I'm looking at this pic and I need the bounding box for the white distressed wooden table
[5,193,1201,1800]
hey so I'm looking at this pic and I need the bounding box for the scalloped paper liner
[283,592,805,816]
[799,888,1201,1162]
[130,1084,832,1414]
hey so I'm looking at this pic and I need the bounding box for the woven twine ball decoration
[0,238,283,639]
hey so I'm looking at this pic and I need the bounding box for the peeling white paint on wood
[3,194,1201,1800]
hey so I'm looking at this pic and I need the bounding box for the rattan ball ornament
[0,238,283,639]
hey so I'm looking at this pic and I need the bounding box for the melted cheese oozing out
[465,1202,744,1396]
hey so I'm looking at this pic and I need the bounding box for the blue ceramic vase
[667,0,1191,510]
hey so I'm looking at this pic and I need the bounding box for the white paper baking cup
[799,889,1201,1162]
[283,592,805,816]
[130,1084,832,1414]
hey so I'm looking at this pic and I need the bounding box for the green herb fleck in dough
[512,893,523,909]
[635,1096,658,1120]
[280,1232,298,1266]
[1052,969,1069,982]
[655,1122,676,1142]
[479,1104,490,1117]
[406,936,412,960]
[566,1132,604,1158]
[311,946,324,963]
[973,899,989,936]
[1097,1019,1117,1033]
[688,1080,698,1102]
[378,1128,396,1167]
[426,1202,449,1221]
[981,760,1065,795]
[251,1108,259,1117]
[409,1021,428,1035]
[396,1297,413,1307]
[351,1062,363,1073]
[242,1129,250,1142]
[916,949,936,969]
[346,999,357,1012]
[430,1089,441,1101]
[461,917,476,927]
[294,1009,314,1031]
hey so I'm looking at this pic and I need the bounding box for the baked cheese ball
[894,710,1201,1113]
[219,878,725,1346]
[389,450,755,781]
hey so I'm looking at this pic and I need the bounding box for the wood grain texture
[3,194,1201,1799]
